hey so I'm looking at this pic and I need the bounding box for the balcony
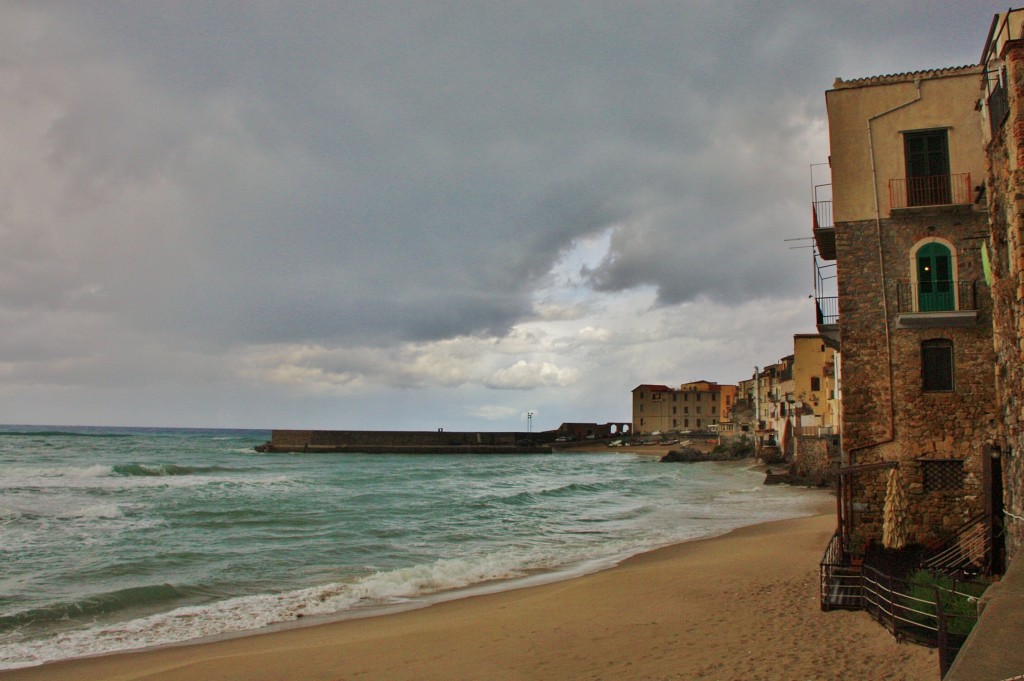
[895,280,978,329]
[812,200,836,260]
[815,296,840,349]
[888,173,973,211]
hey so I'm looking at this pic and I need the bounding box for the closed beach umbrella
[882,468,908,549]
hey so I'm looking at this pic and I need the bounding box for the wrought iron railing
[920,513,995,578]
[815,296,838,325]
[860,565,987,677]
[820,530,863,611]
[821,540,988,676]
[820,513,998,677]
[895,280,977,314]
[989,79,1010,133]
[812,200,833,230]
[888,172,972,209]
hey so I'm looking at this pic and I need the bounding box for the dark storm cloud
[0,1,1010,425]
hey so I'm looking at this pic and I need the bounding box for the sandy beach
[1,511,936,681]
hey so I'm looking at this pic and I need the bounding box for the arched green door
[917,243,954,311]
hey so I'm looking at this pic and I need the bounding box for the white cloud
[486,360,581,390]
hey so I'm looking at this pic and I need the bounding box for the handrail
[888,172,973,210]
[895,280,978,313]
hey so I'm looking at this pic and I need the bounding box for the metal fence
[820,528,991,678]
[888,172,973,209]
[895,280,977,313]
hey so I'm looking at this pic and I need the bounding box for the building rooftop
[832,64,982,90]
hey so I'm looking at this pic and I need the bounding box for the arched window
[922,339,954,392]
[917,242,954,311]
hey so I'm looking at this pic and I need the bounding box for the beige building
[631,384,676,434]
[816,61,997,551]
[631,381,738,435]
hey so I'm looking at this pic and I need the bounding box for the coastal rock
[660,447,713,463]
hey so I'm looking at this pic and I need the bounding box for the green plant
[902,570,988,637]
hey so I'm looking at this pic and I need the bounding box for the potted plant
[846,527,869,565]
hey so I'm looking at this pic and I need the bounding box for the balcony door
[905,129,950,206]
[917,242,954,311]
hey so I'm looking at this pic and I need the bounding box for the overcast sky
[0,1,1005,430]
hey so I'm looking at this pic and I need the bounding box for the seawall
[256,429,553,454]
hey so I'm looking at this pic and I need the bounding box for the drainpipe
[847,78,923,466]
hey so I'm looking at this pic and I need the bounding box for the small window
[811,377,821,392]
[922,460,964,492]
[922,339,954,391]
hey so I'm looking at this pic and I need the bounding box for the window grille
[922,460,964,492]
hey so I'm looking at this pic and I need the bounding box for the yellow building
[631,384,677,434]
[792,334,839,434]
[631,381,738,434]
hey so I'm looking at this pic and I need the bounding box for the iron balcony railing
[816,296,839,325]
[888,173,972,210]
[812,200,833,230]
[896,280,977,314]
[989,79,1010,133]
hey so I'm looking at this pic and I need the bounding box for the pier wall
[263,429,551,453]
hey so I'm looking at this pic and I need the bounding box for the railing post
[889,572,897,636]
[936,586,950,678]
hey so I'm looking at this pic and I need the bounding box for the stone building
[817,62,998,547]
[980,8,1024,559]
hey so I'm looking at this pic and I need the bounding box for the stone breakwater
[256,429,553,454]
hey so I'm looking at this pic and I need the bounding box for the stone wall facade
[792,435,836,485]
[983,38,1024,559]
[835,206,997,544]
[270,429,527,449]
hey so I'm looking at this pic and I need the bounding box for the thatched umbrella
[882,467,908,549]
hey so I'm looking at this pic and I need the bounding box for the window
[922,339,954,391]
[696,419,702,428]
[672,406,677,415]
[922,460,964,492]
[811,377,821,392]
[904,129,950,206]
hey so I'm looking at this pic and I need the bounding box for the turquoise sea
[0,426,826,670]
